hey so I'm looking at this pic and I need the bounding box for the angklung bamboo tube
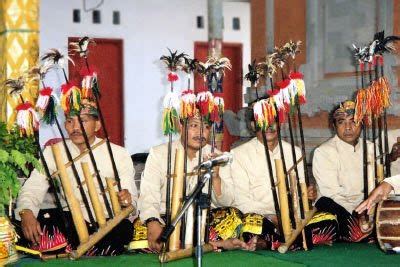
[81,162,106,227]
[51,144,89,243]
[278,207,317,254]
[169,148,185,251]
[184,204,194,248]
[300,182,310,212]
[50,139,106,178]
[289,171,300,228]
[376,163,384,183]
[106,178,121,215]
[159,243,213,263]
[275,158,292,242]
[70,205,135,259]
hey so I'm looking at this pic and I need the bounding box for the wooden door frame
[68,37,125,145]
[193,41,243,111]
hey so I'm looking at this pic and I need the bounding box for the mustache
[193,136,207,142]
[70,130,82,136]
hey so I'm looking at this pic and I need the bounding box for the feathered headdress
[4,77,25,98]
[69,36,95,58]
[160,48,187,83]
[60,83,82,115]
[41,48,74,67]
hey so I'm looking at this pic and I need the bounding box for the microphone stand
[160,166,212,267]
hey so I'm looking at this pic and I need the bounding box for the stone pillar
[207,0,223,57]
[0,0,39,122]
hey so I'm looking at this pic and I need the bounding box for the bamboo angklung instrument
[276,158,316,254]
[52,144,89,244]
[275,159,292,242]
[106,178,121,216]
[51,143,135,259]
[261,128,284,237]
[81,162,106,228]
[169,147,185,251]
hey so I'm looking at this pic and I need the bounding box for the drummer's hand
[118,189,132,207]
[307,184,317,201]
[147,221,163,252]
[355,182,393,214]
[390,141,400,162]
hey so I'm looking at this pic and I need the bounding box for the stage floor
[15,243,400,266]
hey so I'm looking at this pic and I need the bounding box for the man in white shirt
[313,100,374,242]
[137,112,253,252]
[15,101,137,255]
[222,102,336,251]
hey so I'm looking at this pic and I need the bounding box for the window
[73,9,80,23]
[93,10,101,24]
[196,16,204,29]
[233,17,240,30]
[113,11,120,25]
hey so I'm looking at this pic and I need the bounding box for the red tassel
[16,102,34,111]
[276,79,291,89]
[61,82,78,94]
[289,72,304,80]
[168,72,179,82]
[39,87,53,96]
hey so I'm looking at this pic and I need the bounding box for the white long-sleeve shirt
[223,137,304,216]
[138,140,234,223]
[15,137,137,221]
[313,135,374,213]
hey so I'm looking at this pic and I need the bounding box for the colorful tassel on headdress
[354,76,391,125]
[253,98,276,131]
[180,90,197,119]
[211,97,224,123]
[168,72,179,82]
[196,91,214,119]
[270,89,286,123]
[36,87,53,111]
[81,71,100,99]
[16,102,39,136]
[276,79,291,111]
[60,83,81,114]
[289,72,306,104]
[354,89,366,125]
[162,91,180,135]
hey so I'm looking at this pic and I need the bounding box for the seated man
[313,100,374,242]
[15,102,137,256]
[137,112,248,252]
[222,104,335,251]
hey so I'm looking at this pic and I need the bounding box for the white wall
[39,0,250,154]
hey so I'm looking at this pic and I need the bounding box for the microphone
[194,152,233,170]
